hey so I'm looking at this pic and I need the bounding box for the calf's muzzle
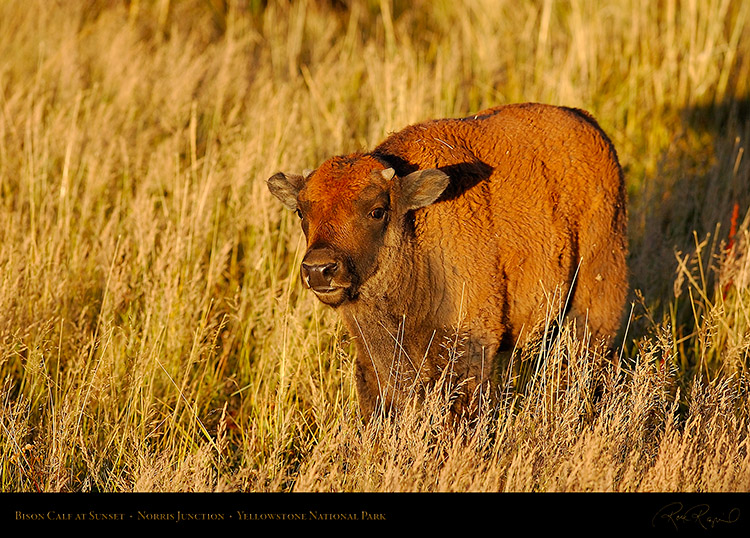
[300,247,346,295]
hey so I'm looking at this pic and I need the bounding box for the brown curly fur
[267,103,628,417]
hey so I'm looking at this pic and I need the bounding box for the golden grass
[1,0,749,493]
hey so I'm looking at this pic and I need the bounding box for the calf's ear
[400,168,450,210]
[267,172,303,211]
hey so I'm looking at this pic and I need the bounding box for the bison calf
[267,103,628,417]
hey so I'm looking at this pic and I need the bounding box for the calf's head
[267,154,449,307]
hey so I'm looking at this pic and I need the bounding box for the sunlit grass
[1,0,749,492]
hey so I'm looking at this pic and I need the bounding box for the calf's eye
[369,208,386,220]
[295,209,303,219]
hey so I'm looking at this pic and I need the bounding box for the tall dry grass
[1,0,749,493]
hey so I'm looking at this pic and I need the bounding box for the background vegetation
[1,0,749,492]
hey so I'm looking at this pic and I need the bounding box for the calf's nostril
[302,261,338,289]
[321,262,337,276]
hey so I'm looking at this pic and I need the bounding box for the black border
[2,492,749,532]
